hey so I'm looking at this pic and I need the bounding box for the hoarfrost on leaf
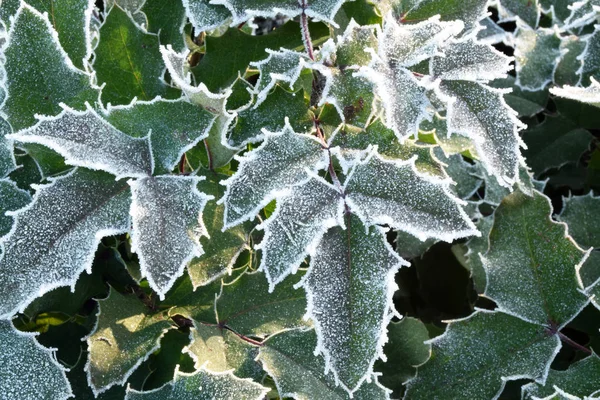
[220,120,328,229]
[514,25,562,91]
[257,177,344,288]
[8,105,154,179]
[124,366,269,400]
[0,320,72,399]
[0,178,31,237]
[550,78,600,108]
[343,150,478,242]
[496,0,541,28]
[0,168,131,319]
[129,176,212,299]
[182,0,231,32]
[299,215,406,393]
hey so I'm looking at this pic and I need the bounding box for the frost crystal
[0,117,16,177]
[550,78,600,107]
[220,120,328,229]
[130,176,212,298]
[0,168,131,319]
[182,0,230,32]
[9,105,154,179]
[257,177,344,289]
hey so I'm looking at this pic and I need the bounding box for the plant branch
[300,0,315,61]
[558,331,592,355]
[204,138,214,171]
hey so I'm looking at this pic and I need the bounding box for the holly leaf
[514,26,562,91]
[141,0,186,51]
[257,177,344,288]
[0,320,72,400]
[0,168,131,319]
[522,354,600,399]
[344,150,478,242]
[104,97,216,174]
[497,0,541,28]
[8,105,154,179]
[0,178,31,237]
[580,27,600,85]
[182,0,230,32]
[124,366,269,400]
[129,176,212,298]
[481,190,589,326]
[404,310,561,399]
[187,174,250,289]
[462,214,494,293]
[0,118,16,178]
[490,76,548,117]
[86,288,173,394]
[1,3,98,131]
[216,270,309,337]
[554,35,585,87]
[220,120,328,229]
[521,114,593,176]
[259,328,391,400]
[299,215,406,392]
[551,79,600,108]
[94,5,171,105]
[374,317,431,396]
[397,0,488,29]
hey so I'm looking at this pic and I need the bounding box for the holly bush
[1,0,600,399]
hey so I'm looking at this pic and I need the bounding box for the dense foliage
[0,0,599,399]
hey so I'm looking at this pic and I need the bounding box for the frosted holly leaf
[522,114,593,176]
[436,80,524,187]
[463,215,494,293]
[227,86,312,148]
[299,215,406,392]
[514,26,562,91]
[330,120,445,177]
[405,310,561,399]
[182,0,231,32]
[580,27,600,85]
[374,318,430,396]
[476,17,508,45]
[220,120,328,229]
[554,36,585,87]
[433,148,482,200]
[490,75,549,117]
[105,0,146,13]
[259,328,391,400]
[319,67,375,128]
[0,178,31,237]
[216,270,309,337]
[104,97,216,174]
[160,45,232,115]
[125,366,269,400]
[395,230,437,259]
[1,3,98,131]
[0,168,131,319]
[184,323,262,380]
[481,190,589,326]
[202,115,238,169]
[86,287,173,394]
[430,37,512,82]
[539,0,574,23]
[257,177,344,288]
[497,0,541,28]
[395,0,488,29]
[8,105,154,179]
[129,176,212,299]
[210,0,352,26]
[0,117,16,177]
[551,79,600,108]
[522,354,600,399]
[419,114,475,155]
[187,174,250,289]
[344,150,478,242]
[557,192,600,288]
[333,20,378,67]
[563,0,600,30]
[0,320,72,400]
[250,49,309,107]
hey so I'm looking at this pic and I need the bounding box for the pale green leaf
[462,214,494,293]
[0,168,131,319]
[0,117,16,177]
[481,190,589,326]
[397,0,488,29]
[257,177,343,288]
[581,27,600,85]
[129,176,212,298]
[259,328,391,400]
[333,19,378,67]
[202,115,237,169]
[491,76,548,117]
[182,0,230,32]
[94,5,170,105]
[344,150,478,242]
[554,35,585,87]
[514,26,562,91]
[216,270,309,337]
[220,121,327,229]
[104,97,215,174]
[522,354,600,399]
[404,310,561,399]
[539,0,573,23]
[86,287,173,394]
[476,17,508,45]
[1,3,98,131]
[0,178,31,237]
[300,215,406,392]
[124,367,268,400]
[434,147,482,199]
[497,0,541,28]
[0,320,72,400]
[8,105,154,179]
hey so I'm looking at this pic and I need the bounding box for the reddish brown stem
[558,331,592,355]
[179,153,187,174]
[204,139,214,171]
[300,1,315,61]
